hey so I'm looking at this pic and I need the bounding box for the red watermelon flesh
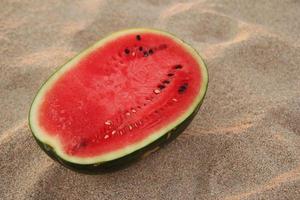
[30,29,207,164]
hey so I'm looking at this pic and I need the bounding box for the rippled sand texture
[1,0,300,199]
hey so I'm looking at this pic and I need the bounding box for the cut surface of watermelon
[29,28,208,166]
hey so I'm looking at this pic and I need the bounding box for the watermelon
[29,28,208,173]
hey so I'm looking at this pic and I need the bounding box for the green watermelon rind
[28,28,208,171]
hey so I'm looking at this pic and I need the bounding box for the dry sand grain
[0,0,300,199]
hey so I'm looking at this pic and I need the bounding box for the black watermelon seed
[136,35,141,41]
[125,49,130,54]
[143,51,149,57]
[174,64,182,69]
[149,49,153,55]
[178,87,185,93]
[163,80,170,84]
[139,46,143,51]
[167,73,174,77]
[178,83,188,94]
[158,84,165,89]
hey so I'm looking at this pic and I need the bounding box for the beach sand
[1,0,300,199]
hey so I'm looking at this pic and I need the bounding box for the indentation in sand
[202,35,246,59]
[203,24,265,59]
[160,5,239,44]
[0,120,27,142]
[60,22,87,35]
[224,165,300,200]
[19,47,76,66]
[78,0,105,16]
[271,106,300,136]
[159,2,198,20]
[202,122,253,135]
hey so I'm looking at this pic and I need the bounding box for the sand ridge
[0,0,300,199]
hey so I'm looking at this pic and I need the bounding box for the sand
[0,0,300,199]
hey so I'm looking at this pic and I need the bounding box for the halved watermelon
[29,28,208,172]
